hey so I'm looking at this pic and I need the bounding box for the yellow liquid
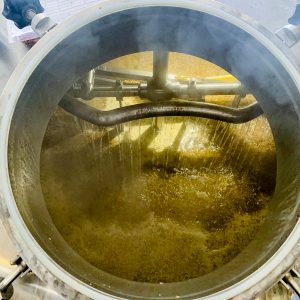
[40,52,276,283]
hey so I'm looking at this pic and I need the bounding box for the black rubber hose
[59,94,263,126]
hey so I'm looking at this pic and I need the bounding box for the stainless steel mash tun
[1,0,300,299]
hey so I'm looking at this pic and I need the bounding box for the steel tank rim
[1,0,300,299]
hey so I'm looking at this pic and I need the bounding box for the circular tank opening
[6,5,300,299]
[40,51,276,284]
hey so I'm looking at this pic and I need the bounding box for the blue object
[2,0,44,29]
[289,4,300,25]
[292,292,300,300]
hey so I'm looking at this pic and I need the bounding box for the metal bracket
[0,256,30,300]
[280,268,300,297]
[276,24,300,48]
[276,3,300,47]
[31,13,57,37]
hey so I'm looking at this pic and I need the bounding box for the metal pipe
[151,50,169,88]
[0,262,28,292]
[283,272,300,297]
[91,85,139,97]
[87,81,246,99]
[165,81,246,97]
[59,94,263,126]
[95,68,152,82]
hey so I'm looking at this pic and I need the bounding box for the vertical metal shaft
[151,50,169,88]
